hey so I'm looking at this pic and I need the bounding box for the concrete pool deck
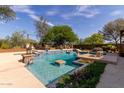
[0,52,45,88]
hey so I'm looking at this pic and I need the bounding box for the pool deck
[0,52,45,88]
[97,56,124,88]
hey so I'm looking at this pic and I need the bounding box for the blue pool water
[27,50,79,85]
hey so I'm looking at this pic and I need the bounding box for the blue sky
[0,5,124,40]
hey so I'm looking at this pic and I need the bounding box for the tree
[0,36,11,49]
[0,5,16,23]
[43,25,79,46]
[0,31,38,49]
[100,18,124,48]
[10,31,27,48]
[0,5,16,48]
[35,16,50,42]
[82,33,104,44]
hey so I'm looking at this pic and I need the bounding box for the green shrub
[56,62,106,88]
[0,42,10,49]
[13,46,21,49]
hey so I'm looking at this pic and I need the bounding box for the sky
[1,5,124,40]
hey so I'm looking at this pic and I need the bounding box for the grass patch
[56,62,106,88]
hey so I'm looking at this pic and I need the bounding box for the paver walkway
[97,56,124,88]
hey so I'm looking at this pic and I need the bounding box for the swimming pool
[27,50,80,85]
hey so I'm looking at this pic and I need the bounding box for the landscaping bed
[56,61,106,88]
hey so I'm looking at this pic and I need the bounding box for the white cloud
[61,13,73,20]
[11,5,35,14]
[47,22,54,26]
[76,5,90,12]
[61,5,100,19]
[15,17,21,20]
[46,10,58,16]
[11,5,38,21]
[75,6,100,18]
[110,10,123,16]
[28,14,54,26]
[11,5,54,26]
[28,14,40,21]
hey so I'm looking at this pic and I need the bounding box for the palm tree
[35,16,50,42]
[0,5,16,23]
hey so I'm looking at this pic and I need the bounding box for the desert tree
[82,33,104,44]
[43,25,79,46]
[100,18,124,48]
[0,5,16,23]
